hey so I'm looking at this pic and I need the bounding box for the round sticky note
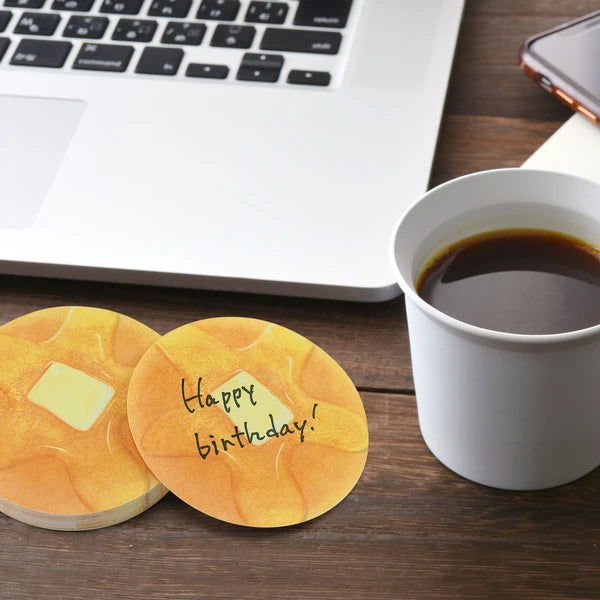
[127,317,369,528]
[0,306,168,530]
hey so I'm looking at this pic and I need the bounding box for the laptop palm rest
[0,95,85,229]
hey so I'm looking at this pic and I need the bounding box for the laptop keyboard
[0,0,354,86]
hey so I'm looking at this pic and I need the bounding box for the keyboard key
[99,0,142,15]
[148,0,191,18]
[63,15,108,37]
[0,36,9,60]
[211,24,254,48]
[112,18,157,42]
[135,46,182,75]
[245,1,287,24]
[287,69,330,86]
[196,0,239,21]
[0,9,11,31]
[185,62,228,78]
[51,0,93,10]
[161,21,205,45]
[14,11,60,35]
[10,38,72,66]
[261,28,341,54]
[72,42,133,71]
[293,0,352,28]
[4,0,44,8]
[237,51,282,82]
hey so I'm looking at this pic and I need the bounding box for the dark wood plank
[430,115,564,187]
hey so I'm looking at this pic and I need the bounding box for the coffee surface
[416,229,600,334]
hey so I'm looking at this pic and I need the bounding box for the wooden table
[2,2,598,598]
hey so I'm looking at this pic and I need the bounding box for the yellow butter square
[211,371,293,446]
[28,362,115,431]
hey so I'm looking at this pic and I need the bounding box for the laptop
[0,0,464,301]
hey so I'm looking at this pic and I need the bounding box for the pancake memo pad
[127,317,369,528]
[0,306,168,530]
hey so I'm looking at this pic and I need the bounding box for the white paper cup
[390,168,600,490]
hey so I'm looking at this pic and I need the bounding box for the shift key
[73,42,134,72]
[10,39,72,67]
[260,28,341,54]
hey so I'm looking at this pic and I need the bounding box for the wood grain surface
[1,2,599,599]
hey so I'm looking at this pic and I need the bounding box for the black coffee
[416,228,600,334]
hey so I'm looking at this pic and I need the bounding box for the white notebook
[523,114,600,184]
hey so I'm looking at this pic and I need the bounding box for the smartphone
[520,11,600,124]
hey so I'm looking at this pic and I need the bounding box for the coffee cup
[390,168,600,490]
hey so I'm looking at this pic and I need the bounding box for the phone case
[520,11,600,125]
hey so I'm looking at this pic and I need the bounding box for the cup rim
[389,167,600,345]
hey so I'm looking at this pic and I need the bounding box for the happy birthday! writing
[181,377,318,460]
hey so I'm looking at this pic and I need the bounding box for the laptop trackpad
[0,95,85,229]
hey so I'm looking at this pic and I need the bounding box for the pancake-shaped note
[0,306,168,530]
[128,317,369,527]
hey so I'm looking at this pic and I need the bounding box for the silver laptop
[0,0,464,301]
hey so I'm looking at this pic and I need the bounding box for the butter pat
[28,362,115,431]
[211,371,293,446]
